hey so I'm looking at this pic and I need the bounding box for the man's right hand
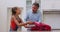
[26,21,34,24]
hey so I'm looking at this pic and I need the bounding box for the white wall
[41,0,60,9]
[0,0,26,32]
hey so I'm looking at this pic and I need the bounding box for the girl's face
[16,8,21,15]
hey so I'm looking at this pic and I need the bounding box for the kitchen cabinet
[43,9,60,29]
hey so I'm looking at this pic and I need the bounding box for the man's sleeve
[38,12,42,22]
[25,12,29,22]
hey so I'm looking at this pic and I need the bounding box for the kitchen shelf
[43,9,60,14]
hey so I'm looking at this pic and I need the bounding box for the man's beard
[32,10,37,13]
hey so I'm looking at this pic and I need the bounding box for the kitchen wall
[41,0,60,9]
[41,0,60,29]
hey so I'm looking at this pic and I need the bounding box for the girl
[10,7,27,31]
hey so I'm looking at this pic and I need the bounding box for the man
[25,3,42,30]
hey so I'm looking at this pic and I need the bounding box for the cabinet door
[43,13,60,29]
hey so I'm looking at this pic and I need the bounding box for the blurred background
[0,0,60,32]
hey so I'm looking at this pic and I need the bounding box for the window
[26,0,32,11]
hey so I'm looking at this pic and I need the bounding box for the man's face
[32,5,39,13]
